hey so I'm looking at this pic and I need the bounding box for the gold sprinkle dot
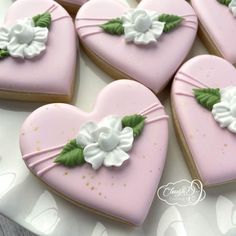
[86,182,90,186]
[64,172,68,176]
[82,176,86,179]
[98,192,102,196]
[123,184,127,187]
[224,144,228,147]
[111,183,114,186]
[33,127,39,132]
[21,133,25,136]
[149,170,153,173]
[91,186,95,191]
[36,147,41,151]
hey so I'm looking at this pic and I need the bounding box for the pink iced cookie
[20,80,169,225]
[172,55,236,186]
[191,0,236,64]
[0,0,77,102]
[75,0,198,94]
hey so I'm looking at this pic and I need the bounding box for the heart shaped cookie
[191,0,236,65]
[75,0,198,94]
[20,80,169,225]
[0,0,77,102]
[171,55,236,186]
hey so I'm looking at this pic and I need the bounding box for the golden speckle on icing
[111,183,115,186]
[91,186,95,191]
[224,144,228,147]
[82,175,86,179]
[21,132,25,136]
[98,192,102,196]
[36,147,41,151]
[64,172,68,176]
[123,184,127,187]
[33,127,39,132]
[86,182,90,186]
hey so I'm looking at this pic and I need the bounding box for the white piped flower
[212,86,236,133]
[229,0,236,17]
[0,17,48,59]
[121,9,165,45]
[76,116,134,170]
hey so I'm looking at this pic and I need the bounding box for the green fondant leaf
[0,48,10,59]
[217,0,231,6]
[33,12,51,28]
[122,114,146,138]
[193,88,221,111]
[54,139,85,167]
[158,14,183,33]
[100,18,124,35]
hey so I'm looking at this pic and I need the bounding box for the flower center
[12,24,34,44]
[98,129,120,152]
[134,11,152,33]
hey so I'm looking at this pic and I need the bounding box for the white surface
[1,0,236,236]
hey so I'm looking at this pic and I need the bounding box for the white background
[1,0,236,235]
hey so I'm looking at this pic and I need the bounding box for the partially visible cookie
[191,0,236,65]
[20,80,169,225]
[172,55,236,186]
[0,0,77,102]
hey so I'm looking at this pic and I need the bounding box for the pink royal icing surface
[75,0,198,94]
[172,55,236,186]
[191,0,236,64]
[20,80,169,225]
[0,0,77,97]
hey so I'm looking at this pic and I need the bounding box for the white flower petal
[134,31,156,45]
[118,127,134,152]
[83,143,106,170]
[7,37,27,59]
[103,147,129,167]
[17,17,34,27]
[228,120,236,133]
[24,41,46,59]
[229,0,236,17]
[151,21,165,39]
[76,122,98,147]
[0,27,9,49]
[34,27,49,43]
[98,116,122,132]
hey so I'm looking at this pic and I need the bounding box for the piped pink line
[145,115,169,124]
[178,72,210,88]
[23,144,65,160]
[181,24,197,31]
[52,15,70,23]
[76,17,113,21]
[46,4,57,12]
[139,103,164,116]
[80,30,104,38]
[175,92,195,98]
[76,24,99,30]
[175,77,203,89]
[181,14,197,18]
[183,20,197,25]
[37,163,58,177]
[29,153,60,168]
